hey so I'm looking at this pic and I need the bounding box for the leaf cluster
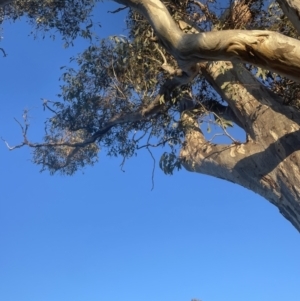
[1,0,99,41]
[6,0,300,175]
[35,34,186,174]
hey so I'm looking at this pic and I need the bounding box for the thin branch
[155,44,167,65]
[199,100,244,129]
[42,99,58,115]
[108,6,128,14]
[153,44,177,75]
[136,137,181,150]
[4,71,198,151]
[0,48,7,57]
[210,112,240,144]
[147,146,155,191]
[1,137,25,150]
[145,131,156,191]
[120,156,126,172]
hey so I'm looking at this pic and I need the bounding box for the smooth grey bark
[181,61,300,231]
[3,0,300,230]
[115,0,300,83]
[113,0,300,231]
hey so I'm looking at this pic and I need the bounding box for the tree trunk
[114,0,300,231]
[6,0,299,230]
[180,61,300,231]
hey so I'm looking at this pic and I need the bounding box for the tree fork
[115,0,300,83]
[181,62,300,232]
[180,109,300,232]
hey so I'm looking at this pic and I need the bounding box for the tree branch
[114,0,300,83]
[108,6,128,14]
[198,60,300,139]
[180,111,263,180]
[199,100,244,129]
[4,70,198,151]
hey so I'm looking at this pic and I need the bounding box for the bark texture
[113,0,300,231]
[181,62,300,231]
[115,0,300,83]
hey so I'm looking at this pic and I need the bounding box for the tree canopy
[2,0,300,231]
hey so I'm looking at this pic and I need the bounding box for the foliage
[3,0,300,175]
[1,0,99,42]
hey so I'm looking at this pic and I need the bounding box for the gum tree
[2,0,300,231]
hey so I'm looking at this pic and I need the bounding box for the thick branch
[200,61,287,139]
[180,111,263,181]
[202,61,300,140]
[115,0,300,83]
[116,0,182,52]
[277,0,300,35]
[180,111,300,231]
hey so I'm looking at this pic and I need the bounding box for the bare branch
[0,48,7,57]
[108,6,128,14]
[200,100,244,129]
[146,133,156,191]
[42,99,58,115]
[136,137,180,150]
[1,137,25,150]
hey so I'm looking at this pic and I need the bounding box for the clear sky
[1,2,300,301]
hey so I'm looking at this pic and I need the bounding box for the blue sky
[1,2,300,301]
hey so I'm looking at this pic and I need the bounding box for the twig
[120,156,126,172]
[108,6,128,14]
[136,137,180,150]
[42,99,58,115]
[147,145,156,191]
[210,112,239,143]
[0,47,7,57]
[1,137,25,150]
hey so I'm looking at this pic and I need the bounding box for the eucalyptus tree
[2,0,300,231]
